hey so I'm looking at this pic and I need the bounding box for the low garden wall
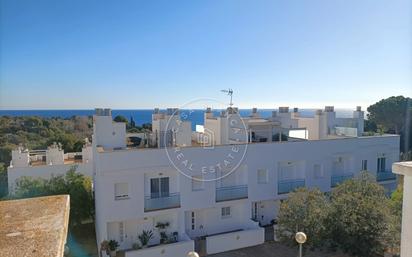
[125,239,194,257]
[206,227,265,255]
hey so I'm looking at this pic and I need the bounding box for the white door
[107,221,126,250]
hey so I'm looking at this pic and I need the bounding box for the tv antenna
[221,88,234,107]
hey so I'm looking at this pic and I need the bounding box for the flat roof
[0,195,70,257]
[393,161,412,176]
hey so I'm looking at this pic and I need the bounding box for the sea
[0,109,353,130]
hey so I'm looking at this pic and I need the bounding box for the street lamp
[187,251,200,257]
[295,232,307,257]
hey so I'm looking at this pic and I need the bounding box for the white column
[393,161,412,257]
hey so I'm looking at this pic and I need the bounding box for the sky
[0,0,411,110]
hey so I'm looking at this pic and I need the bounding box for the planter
[110,250,117,257]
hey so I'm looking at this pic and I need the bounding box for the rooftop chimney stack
[279,107,289,113]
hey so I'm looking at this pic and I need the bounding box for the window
[361,160,368,171]
[257,169,268,184]
[192,175,204,191]
[333,158,344,173]
[150,177,169,198]
[221,207,231,218]
[377,157,386,172]
[313,164,324,178]
[279,162,295,180]
[115,183,129,200]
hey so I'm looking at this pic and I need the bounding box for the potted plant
[132,242,141,250]
[108,240,119,257]
[155,222,170,230]
[138,230,153,248]
[160,231,168,244]
[171,231,178,243]
[100,240,110,256]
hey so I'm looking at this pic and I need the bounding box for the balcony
[278,179,305,194]
[376,170,397,182]
[331,173,354,187]
[216,185,248,202]
[144,193,180,212]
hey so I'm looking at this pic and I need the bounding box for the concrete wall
[206,227,265,255]
[93,115,126,149]
[185,200,250,238]
[125,240,194,257]
[393,162,412,257]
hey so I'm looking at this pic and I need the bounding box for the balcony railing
[331,173,354,187]
[216,185,248,202]
[376,170,397,182]
[278,179,305,194]
[144,193,180,212]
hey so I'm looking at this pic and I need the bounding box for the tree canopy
[276,188,328,248]
[367,96,412,154]
[11,166,94,227]
[0,115,93,198]
[113,115,128,124]
[276,172,400,257]
[326,172,391,257]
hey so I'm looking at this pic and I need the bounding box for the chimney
[279,107,289,113]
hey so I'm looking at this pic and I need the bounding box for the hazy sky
[0,0,411,109]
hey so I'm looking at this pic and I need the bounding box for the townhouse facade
[92,106,400,257]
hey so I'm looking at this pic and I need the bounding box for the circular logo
[164,98,249,182]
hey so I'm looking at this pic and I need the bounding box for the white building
[393,161,412,257]
[92,106,399,257]
[7,140,93,193]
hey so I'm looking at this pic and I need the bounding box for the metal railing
[144,193,180,212]
[376,170,396,182]
[331,173,354,187]
[278,179,305,194]
[216,185,248,202]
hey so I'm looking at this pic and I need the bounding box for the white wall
[393,162,412,257]
[11,148,29,167]
[125,239,194,257]
[93,115,126,149]
[297,117,320,140]
[206,227,265,255]
[7,162,93,193]
[185,201,250,237]
[254,199,280,225]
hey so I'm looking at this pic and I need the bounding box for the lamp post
[187,251,200,257]
[295,232,307,257]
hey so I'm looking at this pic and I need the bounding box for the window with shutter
[115,183,129,200]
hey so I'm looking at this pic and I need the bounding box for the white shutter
[115,183,129,200]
